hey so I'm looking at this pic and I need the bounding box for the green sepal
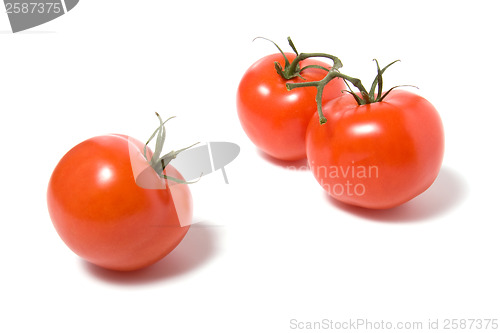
[143,114,200,185]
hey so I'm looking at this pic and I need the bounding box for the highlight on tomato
[287,60,445,209]
[236,37,346,161]
[47,114,198,271]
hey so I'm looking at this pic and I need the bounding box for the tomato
[237,52,346,160]
[306,90,444,209]
[47,133,193,271]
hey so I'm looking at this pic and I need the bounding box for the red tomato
[237,52,346,161]
[47,134,192,271]
[306,90,444,209]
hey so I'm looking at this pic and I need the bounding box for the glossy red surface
[237,52,346,160]
[47,134,192,271]
[306,90,444,209]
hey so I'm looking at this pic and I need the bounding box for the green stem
[287,69,369,123]
[316,83,327,124]
[144,114,175,160]
[286,52,342,78]
[151,141,200,175]
[255,36,342,80]
[144,113,199,184]
[256,37,406,124]
[287,58,405,124]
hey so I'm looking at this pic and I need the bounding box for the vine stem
[286,58,406,124]
[254,36,343,80]
[286,52,343,78]
[286,69,368,124]
[255,37,406,125]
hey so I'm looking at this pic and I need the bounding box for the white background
[1,0,499,332]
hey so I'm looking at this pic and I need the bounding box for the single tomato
[306,89,444,209]
[47,118,193,271]
[237,51,345,160]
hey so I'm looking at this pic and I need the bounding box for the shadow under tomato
[324,166,468,223]
[81,222,220,285]
[257,149,309,170]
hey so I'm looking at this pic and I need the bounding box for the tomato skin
[237,52,346,161]
[47,134,192,271]
[306,90,444,209]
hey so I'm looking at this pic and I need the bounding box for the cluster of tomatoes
[47,37,444,273]
[237,37,444,209]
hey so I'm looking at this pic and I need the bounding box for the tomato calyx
[143,113,200,184]
[254,36,343,80]
[287,58,415,124]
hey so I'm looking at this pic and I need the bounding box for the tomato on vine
[47,114,197,271]
[237,37,346,161]
[288,60,444,209]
